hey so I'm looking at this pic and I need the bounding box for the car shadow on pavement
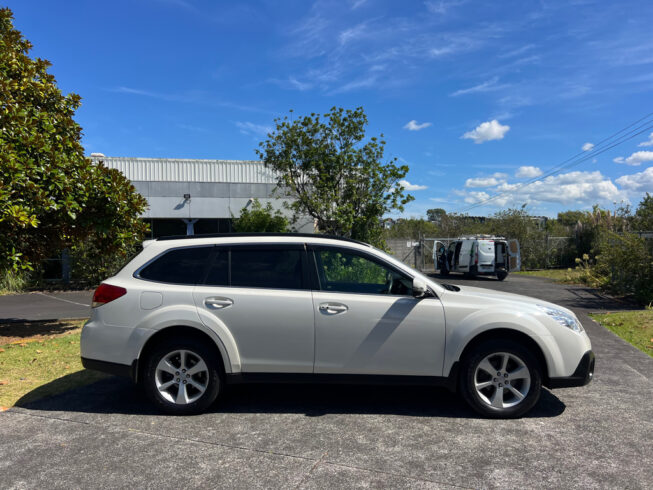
[16,374,566,419]
[0,319,82,341]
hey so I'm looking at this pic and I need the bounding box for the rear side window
[230,249,302,289]
[138,246,213,284]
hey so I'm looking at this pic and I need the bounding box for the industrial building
[91,155,314,237]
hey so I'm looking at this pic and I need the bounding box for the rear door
[457,240,473,271]
[193,244,315,373]
[508,239,521,272]
[310,245,446,376]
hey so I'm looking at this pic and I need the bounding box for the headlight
[537,304,583,333]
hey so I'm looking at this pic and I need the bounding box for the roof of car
[155,232,371,247]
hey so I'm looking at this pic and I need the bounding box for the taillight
[92,283,127,308]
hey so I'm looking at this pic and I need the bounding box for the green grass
[590,310,653,358]
[0,320,107,409]
[515,268,586,284]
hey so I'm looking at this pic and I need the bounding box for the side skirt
[226,363,460,392]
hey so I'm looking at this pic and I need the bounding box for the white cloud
[399,180,428,191]
[613,151,653,166]
[515,166,543,178]
[638,132,653,147]
[615,166,653,191]
[403,120,432,131]
[462,120,510,143]
[582,142,594,151]
[465,177,502,188]
[456,170,628,208]
[235,121,273,136]
[450,77,509,97]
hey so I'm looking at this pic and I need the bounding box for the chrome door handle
[205,297,233,309]
[319,303,348,314]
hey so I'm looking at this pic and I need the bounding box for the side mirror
[412,278,428,298]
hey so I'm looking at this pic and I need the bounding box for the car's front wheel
[459,339,542,418]
[143,337,221,415]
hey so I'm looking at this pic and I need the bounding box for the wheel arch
[135,325,230,383]
[456,328,550,385]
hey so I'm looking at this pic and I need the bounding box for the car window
[230,248,303,289]
[138,246,213,284]
[315,248,412,295]
[204,248,229,286]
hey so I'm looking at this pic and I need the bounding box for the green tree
[232,199,290,233]
[0,8,147,272]
[426,208,446,223]
[634,193,653,231]
[257,107,413,246]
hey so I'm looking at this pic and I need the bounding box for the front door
[310,246,446,376]
[193,244,315,373]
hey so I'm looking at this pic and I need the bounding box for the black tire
[440,268,450,276]
[143,337,222,415]
[469,265,478,277]
[459,339,542,418]
[496,270,508,281]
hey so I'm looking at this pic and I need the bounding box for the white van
[433,236,520,281]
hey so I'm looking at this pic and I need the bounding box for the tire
[459,339,542,418]
[469,265,478,277]
[497,270,508,281]
[143,337,222,415]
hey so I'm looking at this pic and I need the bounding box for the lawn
[0,319,107,409]
[590,309,653,358]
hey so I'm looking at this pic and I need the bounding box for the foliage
[69,238,142,287]
[633,193,653,231]
[593,231,653,303]
[232,198,290,233]
[426,208,446,223]
[0,8,148,273]
[590,310,653,358]
[0,268,29,294]
[320,250,386,285]
[257,107,413,247]
[384,218,439,239]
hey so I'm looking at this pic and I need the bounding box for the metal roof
[90,156,278,184]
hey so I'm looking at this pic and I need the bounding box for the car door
[310,245,446,377]
[457,240,473,272]
[193,244,315,373]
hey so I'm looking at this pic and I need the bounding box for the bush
[593,231,653,303]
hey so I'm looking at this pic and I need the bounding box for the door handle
[205,297,234,309]
[319,303,348,314]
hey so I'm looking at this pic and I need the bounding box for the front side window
[230,248,303,289]
[138,246,213,284]
[315,248,413,295]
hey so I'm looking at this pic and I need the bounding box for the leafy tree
[257,107,413,246]
[232,199,290,233]
[383,218,439,240]
[634,193,653,231]
[426,208,446,223]
[0,8,147,272]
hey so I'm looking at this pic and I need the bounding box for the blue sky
[8,0,653,217]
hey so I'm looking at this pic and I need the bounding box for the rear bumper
[81,357,136,381]
[548,350,595,388]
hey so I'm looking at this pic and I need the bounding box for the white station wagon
[81,233,594,418]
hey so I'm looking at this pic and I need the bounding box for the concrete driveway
[1,275,652,488]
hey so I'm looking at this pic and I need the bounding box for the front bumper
[548,350,595,388]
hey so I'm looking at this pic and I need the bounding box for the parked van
[434,236,520,281]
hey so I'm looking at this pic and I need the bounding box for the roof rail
[155,232,371,246]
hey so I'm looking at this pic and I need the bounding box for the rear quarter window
[138,246,213,285]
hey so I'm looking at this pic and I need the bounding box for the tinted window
[139,246,212,284]
[315,248,412,295]
[231,249,303,289]
[204,249,229,286]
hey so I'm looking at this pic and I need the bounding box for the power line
[458,112,653,213]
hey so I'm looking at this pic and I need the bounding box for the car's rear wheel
[143,337,221,415]
[459,339,542,418]
[496,270,508,281]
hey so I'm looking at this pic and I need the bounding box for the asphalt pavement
[0,290,93,321]
[1,274,652,488]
